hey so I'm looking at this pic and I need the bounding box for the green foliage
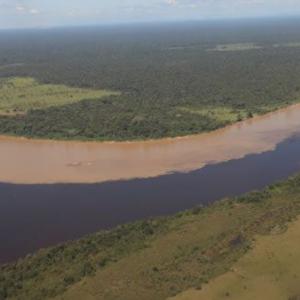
[236,190,271,203]
[1,21,300,140]
[0,218,167,299]
[0,77,118,115]
[2,174,300,299]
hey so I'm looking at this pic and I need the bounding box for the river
[2,104,300,264]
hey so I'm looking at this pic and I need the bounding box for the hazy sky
[0,0,300,29]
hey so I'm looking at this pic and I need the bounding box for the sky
[0,0,300,29]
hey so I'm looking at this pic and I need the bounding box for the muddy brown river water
[2,104,300,264]
[1,104,300,184]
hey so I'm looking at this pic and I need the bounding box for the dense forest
[1,18,300,140]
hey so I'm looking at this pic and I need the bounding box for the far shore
[1,102,300,146]
[1,102,300,184]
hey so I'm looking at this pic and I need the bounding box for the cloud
[1,0,300,29]
[0,1,40,15]
[14,2,40,15]
[29,8,40,15]
[16,5,25,11]
[166,0,177,5]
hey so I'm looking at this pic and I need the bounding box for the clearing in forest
[0,77,119,115]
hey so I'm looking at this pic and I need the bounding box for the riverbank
[1,103,300,184]
[2,173,300,300]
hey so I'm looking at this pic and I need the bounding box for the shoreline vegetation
[2,174,300,299]
[0,76,299,143]
[0,100,300,145]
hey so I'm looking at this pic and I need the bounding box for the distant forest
[1,18,300,140]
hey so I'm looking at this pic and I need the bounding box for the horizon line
[1,14,300,32]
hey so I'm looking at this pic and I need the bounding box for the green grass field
[2,174,300,300]
[171,218,300,300]
[208,43,263,52]
[177,106,251,124]
[0,77,119,115]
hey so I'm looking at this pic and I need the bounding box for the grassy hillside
[1,20,300,140]
[2,174,300,300]
[171,218,300,300]
[0,77,118,115]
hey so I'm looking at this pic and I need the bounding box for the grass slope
[171,218,300,300]
[0,77,119,115]
[2,175,300,299]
